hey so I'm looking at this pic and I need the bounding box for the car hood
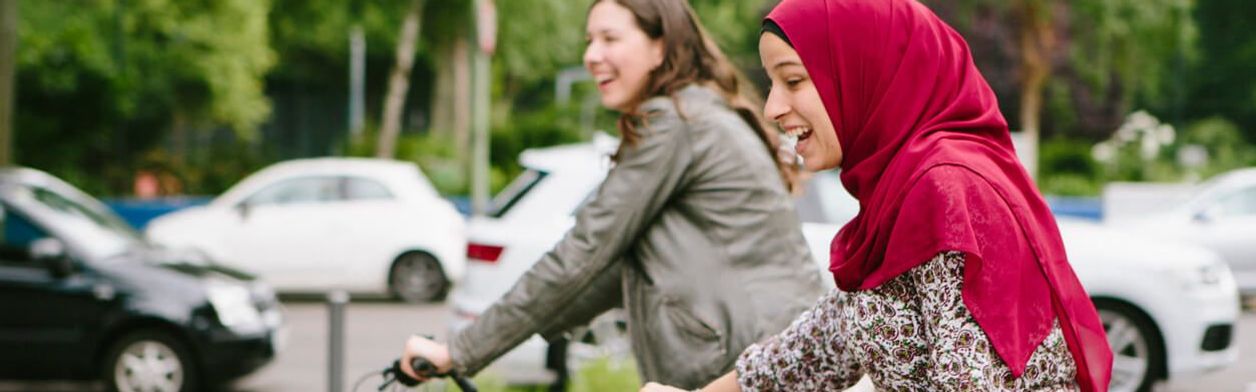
[93,246,256,297]
[1055,217,1219,270]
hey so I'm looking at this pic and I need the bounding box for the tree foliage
[16,0,274,193]
[926,0,1197,140]
[1186,0,1256,142]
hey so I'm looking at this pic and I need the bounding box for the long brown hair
[592,0,798,192]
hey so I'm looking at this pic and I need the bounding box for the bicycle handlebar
[379,356,476,392]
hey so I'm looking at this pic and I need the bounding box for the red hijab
[767,0,1112,390]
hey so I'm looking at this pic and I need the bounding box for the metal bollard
[328,290,349,392]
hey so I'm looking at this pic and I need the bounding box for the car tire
[389,252,449,303]
[102,328,200,392]
[1095,300,1165,392]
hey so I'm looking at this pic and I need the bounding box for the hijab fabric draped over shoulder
[765,1,1113,390]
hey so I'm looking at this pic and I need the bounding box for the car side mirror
[30,238,74,278]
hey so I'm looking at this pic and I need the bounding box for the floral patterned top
[735,252,1079,391]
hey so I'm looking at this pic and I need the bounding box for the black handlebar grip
[410,356,439,377]
[407,357,478,392]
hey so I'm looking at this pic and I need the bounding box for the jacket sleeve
[449,116,693,375]
[537,262,623,343]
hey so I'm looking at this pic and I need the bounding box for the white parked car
[146,158,466,302]
[453,140,1239,392]
[1105,168,1256,295]
[797,172,1239,392]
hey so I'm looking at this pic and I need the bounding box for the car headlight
[207,282,264,334]
[248,281,284,329]
[1172,259,1235,291]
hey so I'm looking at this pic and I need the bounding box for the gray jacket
[449,85,825,388]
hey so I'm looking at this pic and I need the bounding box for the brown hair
[592,0,798,192]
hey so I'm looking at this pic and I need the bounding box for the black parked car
[0,167,284,391]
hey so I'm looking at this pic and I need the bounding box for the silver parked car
[1107,168,1256,295]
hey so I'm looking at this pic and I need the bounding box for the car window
[490,169,548,218]
[4,184,141,261]
[1209,186,1256,219]
[343,177,394,201]
[244,177,341,206]
[0,203,50,268]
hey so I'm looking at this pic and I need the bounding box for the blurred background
[0,0,1254,391]
[0,0,1249,201]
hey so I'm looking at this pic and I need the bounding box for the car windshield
[489,169,548,218]
[1,183,143,260]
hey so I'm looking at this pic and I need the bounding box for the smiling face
[759,32,842,171]
[583,1,665,112]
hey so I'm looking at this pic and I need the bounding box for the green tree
[16,0,274,194]
[927,0,1197,177]
[377,0,426,158]
[1186,0,1256,142]
[0,0,15,166]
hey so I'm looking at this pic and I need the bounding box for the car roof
[0,166,78,192]
[518,132,618,173]
[259,157,419,177]
[213,157,435,206]
[1210,167,1256,186]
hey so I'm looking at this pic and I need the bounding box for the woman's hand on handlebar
[400,335,453,380]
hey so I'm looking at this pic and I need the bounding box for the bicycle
[353,356,478,392]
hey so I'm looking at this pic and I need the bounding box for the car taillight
[467,243,504,263]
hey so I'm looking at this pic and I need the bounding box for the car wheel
[1096,300,1164,392]
[102,329,199,392]
[390,252,449,303]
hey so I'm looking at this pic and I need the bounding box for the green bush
[1039,137,1103,196]
[489,104,587,180]
[1177,117,1256,178]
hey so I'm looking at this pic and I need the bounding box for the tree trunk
[452,39,471,158]
[376,0,425,158]
[1016,0,1054,178]
[0,0,17,166]
[430,46,453,136]
[428,38,471,161]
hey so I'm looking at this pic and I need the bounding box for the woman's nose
[764,88,789,122]
[583,43,603,67]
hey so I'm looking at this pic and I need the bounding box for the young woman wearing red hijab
[644,0,1113,390]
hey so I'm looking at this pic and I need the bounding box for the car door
[220,176,343,290]
[1188,184,1256,281]
[327,176,401,286]
[0,202,105,378]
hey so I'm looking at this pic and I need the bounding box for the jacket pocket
[663,298,721,342]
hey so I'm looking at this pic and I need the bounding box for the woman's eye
[785,78,803,88]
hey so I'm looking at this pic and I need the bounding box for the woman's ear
[649,39,665,70]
